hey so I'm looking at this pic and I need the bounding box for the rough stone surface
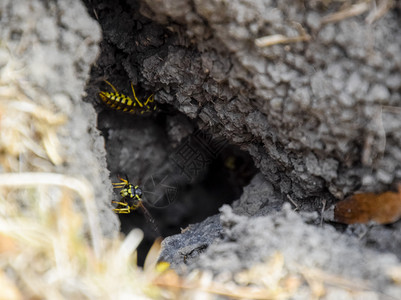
[159,214,223,270]
[0,0,119,237]
[160,174,401,272]
[160,175,401,297]
[192,204,401,299]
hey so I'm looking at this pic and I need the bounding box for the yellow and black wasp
[99,80,157,114]
[112,175,160,234]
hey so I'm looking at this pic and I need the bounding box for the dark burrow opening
[96,107,258,265]
[82,0,259,265]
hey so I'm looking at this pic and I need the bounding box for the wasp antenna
[104,80,119,94]
[144,94,154,105]
[139,202,160,236]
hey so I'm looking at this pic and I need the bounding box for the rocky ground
[2,0,401,298]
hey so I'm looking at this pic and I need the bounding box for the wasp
[112,176,144,214]
[99,80,156,114]
[112,176,160,234]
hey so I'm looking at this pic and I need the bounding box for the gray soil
[2,0,401,298]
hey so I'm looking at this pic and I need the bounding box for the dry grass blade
[144,237,163,272]
[300,267,372,297]
[365,0,394,23]
[387,265,401,285]
[322,2,370,24]
[321,0,393,24]
[255,34,311,47]
[255,23,310,48]
[153,253,301,299]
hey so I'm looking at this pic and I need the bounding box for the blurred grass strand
[0,173,103,257]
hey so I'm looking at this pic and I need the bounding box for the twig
[287,195,299,211]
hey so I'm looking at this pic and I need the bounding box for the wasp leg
[112,182,127,188]
[144,94,156,111]
[117,175,129,184]
[113,208,131,213]
[112,201,130,206]
[112,201,131,213]
[104,80,119,94]
[131,202,141,210]
[130,83,144,108]
[144,94,154,105]
[112,176,129,188]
